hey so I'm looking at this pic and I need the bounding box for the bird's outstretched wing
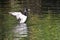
[9,12,27,23]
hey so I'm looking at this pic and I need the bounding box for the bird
[9,12,27,23]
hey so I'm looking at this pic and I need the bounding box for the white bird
[9,12,27,23]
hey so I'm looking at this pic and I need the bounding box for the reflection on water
[13,23,28,38]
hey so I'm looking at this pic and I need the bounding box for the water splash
[13,23,28,38]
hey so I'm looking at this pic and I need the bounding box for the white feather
[9,12,27,23]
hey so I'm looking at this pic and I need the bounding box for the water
[13,23,28,40]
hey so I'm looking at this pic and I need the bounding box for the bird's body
[9,12,27,23]
[9,11,28,39]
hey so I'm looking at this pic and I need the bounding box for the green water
[0,0,60,40]
[27,13,60,40]
[0,11,60,40]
